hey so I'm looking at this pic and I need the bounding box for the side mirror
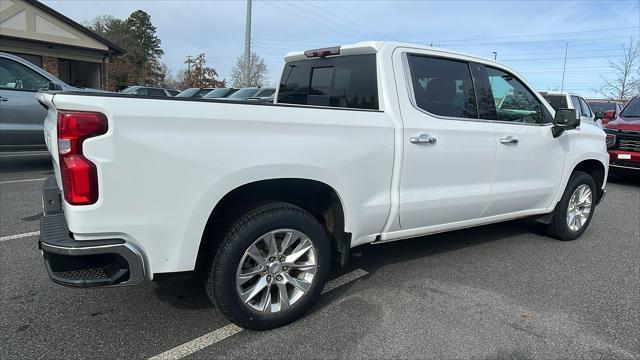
[594,111,604,120]
[552,108,580,138]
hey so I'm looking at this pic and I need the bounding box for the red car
[604,95,640,172]
[588,99,624,124]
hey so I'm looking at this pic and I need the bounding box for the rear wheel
[205,202,331,330]
[546,171,597,241]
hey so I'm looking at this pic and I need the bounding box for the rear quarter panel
[48,95,396,275]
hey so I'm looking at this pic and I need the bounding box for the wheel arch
[194,177,351,274]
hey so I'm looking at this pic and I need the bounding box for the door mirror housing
[552,108,580,138]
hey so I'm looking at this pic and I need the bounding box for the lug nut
[269,257,275,262]
[266,275,272,281]
[276,275,283,281]
[282,266,289,271]
[279,257,285,262]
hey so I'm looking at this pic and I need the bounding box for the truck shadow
[151,218,544,313]
[607,171,640,186]
[0,152,53,176]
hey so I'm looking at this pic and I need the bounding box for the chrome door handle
[410,134,437,145]
[500,136,519,145]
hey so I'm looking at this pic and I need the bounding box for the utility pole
[492,51,497,60]
[560,42,568,94]
[244,0,252,86]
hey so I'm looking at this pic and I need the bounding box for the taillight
[57,111,108,205]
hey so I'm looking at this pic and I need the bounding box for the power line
[432,26,638,43]
[300,0,387,38]
[260,1,354,39]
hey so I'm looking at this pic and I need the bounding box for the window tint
[256,89,275,97]
[278,54,378,110]
[486,67,545,124]
[167,90,179,96]
[542,94,567,110]
[146,88,167,97]
[407,55,477,118]
[570,96,581,119]
[0,57,49,91]
[579,98,591,117]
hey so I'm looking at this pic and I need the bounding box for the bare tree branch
[600,38,639,100]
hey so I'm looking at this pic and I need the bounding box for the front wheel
[546,171,597,241]
[205,202,331,330]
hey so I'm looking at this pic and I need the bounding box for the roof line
[24,0,124,55]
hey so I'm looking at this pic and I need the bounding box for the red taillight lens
[57,111,108,205]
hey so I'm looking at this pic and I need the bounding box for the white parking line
[148,268,369,360]
[0,231,40,242]
[0,178,47,185]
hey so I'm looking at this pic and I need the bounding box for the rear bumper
[39,177,145,287]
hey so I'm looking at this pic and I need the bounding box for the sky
[42,0,640,97]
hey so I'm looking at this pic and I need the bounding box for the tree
[181,53,226,88]
[230,52,269,87]
[86,10,164,90]
[600,39,639,100]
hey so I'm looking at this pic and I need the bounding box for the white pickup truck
[37,41,608,330]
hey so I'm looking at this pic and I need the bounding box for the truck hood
[605,116,640,130]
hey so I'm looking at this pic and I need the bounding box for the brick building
[0,0,123,90]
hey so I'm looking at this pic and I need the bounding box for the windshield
[588,102,615,112]
[228,88,258,98]
[620,97,639,118]
[203,88,232,98]
[176,88,200,97]
[542,95,567,110]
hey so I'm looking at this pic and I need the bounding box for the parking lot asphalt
[1,153,638,360]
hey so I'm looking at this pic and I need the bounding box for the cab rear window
[278,54,378,110]
[542,95,567,110]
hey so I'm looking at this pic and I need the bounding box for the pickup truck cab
[540,91,598,127]
[37,42,608,330]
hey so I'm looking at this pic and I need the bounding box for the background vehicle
[219,87,276,101]
[588,99,624,124]
[175,87,217,98]
[202,87,238,98]
[37,42,608,330]
[121,86,178,97]
[0,52,76,151]
[541,91,597,126]
[604,95,640,172]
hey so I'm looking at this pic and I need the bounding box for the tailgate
[37,92,62,188]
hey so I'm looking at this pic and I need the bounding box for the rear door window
[0,57,49,91]
[406,54,477,119]
[278,54,378,110]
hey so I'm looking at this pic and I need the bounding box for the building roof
[1,0,124,55]
[24,0,124,55]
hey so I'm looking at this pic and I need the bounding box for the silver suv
[0,52,74,151]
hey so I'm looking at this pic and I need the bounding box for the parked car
[587,99,624,124]
[0,52,78,151]
[202,87,238,99]
[121,86,178,97]
[219,87,276,101]
[540,91,597,126]
[176,87,216,98]
[603,95,640,172]
[37,41,608,330]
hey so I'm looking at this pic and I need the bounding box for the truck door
[394,50,496,230]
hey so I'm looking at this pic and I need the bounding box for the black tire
[546,171,597,241]
[205,202,331,330]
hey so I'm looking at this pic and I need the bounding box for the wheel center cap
[268,262,281,275]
